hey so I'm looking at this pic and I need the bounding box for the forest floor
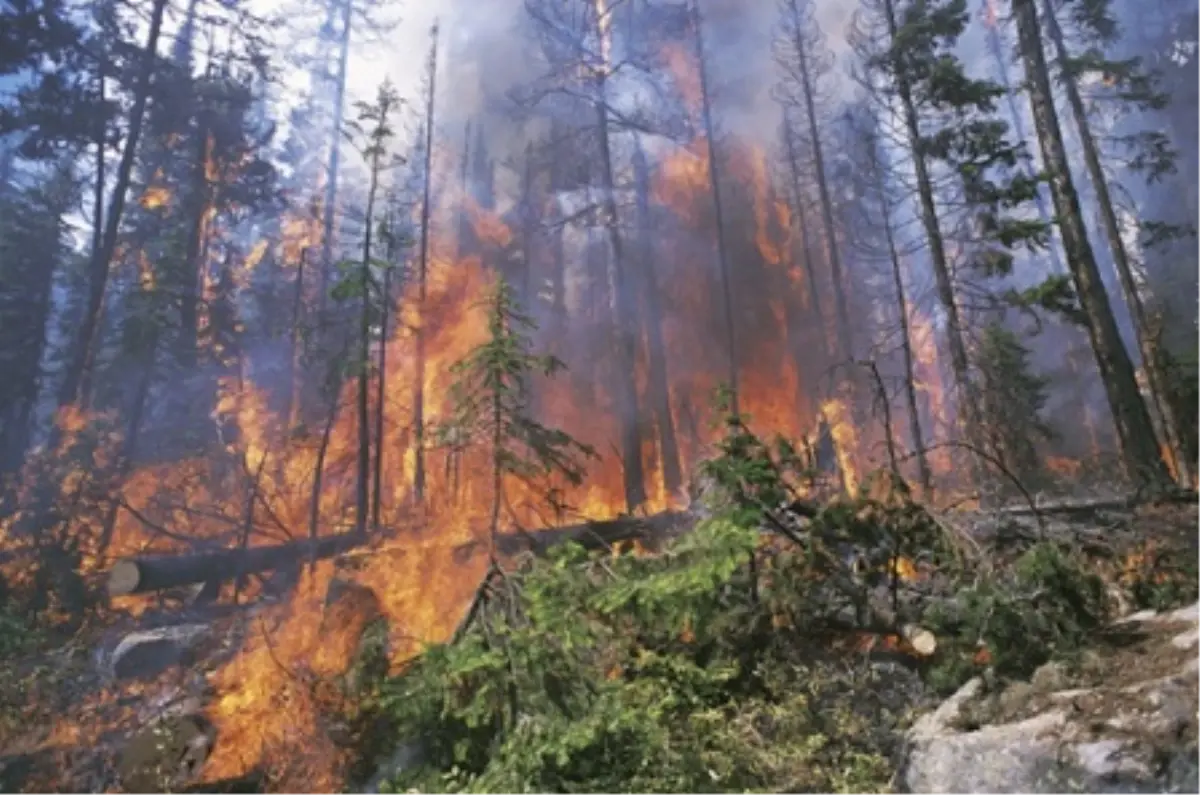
[0,491,1197,793]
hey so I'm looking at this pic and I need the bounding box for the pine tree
[1040,0,1195,486]
[1011,0,1172,488]
[976,323,1053,493]
[853,0,1051,485]
[436,276,597,560]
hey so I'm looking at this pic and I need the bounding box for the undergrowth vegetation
[362,402,1190,793]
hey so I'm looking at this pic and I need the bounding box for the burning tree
[436,275,598,560]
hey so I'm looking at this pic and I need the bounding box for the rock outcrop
[903,602,1200,793]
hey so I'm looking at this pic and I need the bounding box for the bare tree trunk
[318,0,353,318]
[1012,0,1171,488]
[782,0,852,360]
[881,0,983,479]
[413,25,439,505]
[1041,0,1192,488]
[632,139,682,498]
[58,0,168,410]
[692,0,740,415]
[593,0,646,512]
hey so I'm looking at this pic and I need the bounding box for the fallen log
[108,512,696,597]
[108,531,365,596]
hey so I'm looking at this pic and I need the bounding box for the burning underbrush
[1,387,1195,793]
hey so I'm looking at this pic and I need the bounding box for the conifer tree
[976,323,1053,493]
[437,276,597,560]
[1011,0,1172,488]
[852,0,1051,485]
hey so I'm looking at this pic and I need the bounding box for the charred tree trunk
[880,0,983,480]
[594,0,646,512]
[413,27,438,505]
[1012,0,1171,488]
[692,0,740,416]
[632,140,683,498]
[58,0,169,410]
[1041,0,1192,488]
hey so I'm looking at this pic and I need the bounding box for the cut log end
[900,623,938,657]
[108,559,142,597]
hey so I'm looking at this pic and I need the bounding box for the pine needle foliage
[436,275,598,549]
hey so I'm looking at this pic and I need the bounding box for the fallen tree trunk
[108,532,365,596]
[108,513,695,597]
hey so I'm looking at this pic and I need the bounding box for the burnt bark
[1013,0,1171,488]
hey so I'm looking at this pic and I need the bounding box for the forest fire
[1,0,1195,791]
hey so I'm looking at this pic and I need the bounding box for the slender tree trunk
[319,0,353,317]
[594,0,646,512]
[783,0,852,359]
[1012,0,1170,487]
[692,0,740,416]
[59,0,168,410]
[413,25,438,505]
[91,67,106,282]
[883,209,933,496]
[372,265,389,528]
[881,0,983,479]
[632,139,682,498]
[782,117,830,380]
[1041,0,1192,487]
[355,146,381,536]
